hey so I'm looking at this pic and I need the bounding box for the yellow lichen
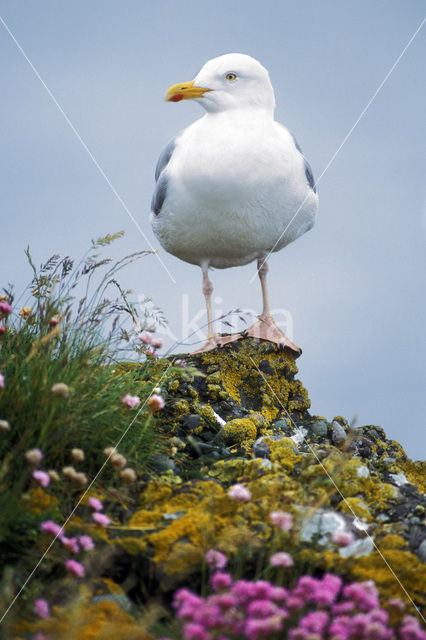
[222,418,258,445]
[269,438,302,473]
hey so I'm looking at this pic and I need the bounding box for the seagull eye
[225,72,237,81]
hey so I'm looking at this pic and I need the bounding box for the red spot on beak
[170,93,184,102]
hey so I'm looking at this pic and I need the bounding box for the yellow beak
[165,80,211,103]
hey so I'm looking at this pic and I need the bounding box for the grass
[0,232,178,573]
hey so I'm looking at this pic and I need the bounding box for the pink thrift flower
[92,512,111,526]
[0,325,6,335]
[0,372,4,388]
[332,530,354,547]
[138,331,153,344]
[49,316,59,328]
[88,496,103,511]
[41,520,64,537]
[245,616,284,639]
[151,337,163,349]
[269,510,293,531]
[61,536,80,553]
[149,393,165,412]
[51,382,70,398]
[32,470,50,487]
[175,359,187,366]
[33,598,50,619]
[387,597,406,611]
[65,558,85,578]
[79,535,95,551]
[182,622,210,640]
[246,599,280,618]
[270,551,293,567]
[146,347,157,358]
[0,301,12,316]
[121,393,140,408]
[25,448,43,465]
[227,483,251,501]
[205,549,227,570]
[314,573,343,607]
[299,610,329,634]
[211,572,233,592]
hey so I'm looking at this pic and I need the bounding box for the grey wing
[154,138,177,181]
[151,135,179,216]
[291,133,317,194]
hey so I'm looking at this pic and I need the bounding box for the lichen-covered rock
[13,338,426,636]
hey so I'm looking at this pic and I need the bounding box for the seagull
[150,53,318,354]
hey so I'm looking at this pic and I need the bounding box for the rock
[182,414,202,430]
[339,537,374,558]
[331,421,347,445]
[91,593,132,612]
[311,419,329,437]
[390,472,409,486]
[271,419,292,434]
[253,435,286,458]
[357,465,370,478]
[418,539,426,563]
[300,510,347,545]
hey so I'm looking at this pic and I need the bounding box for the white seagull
[150,53,318,354]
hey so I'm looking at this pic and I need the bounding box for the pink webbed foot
[244,316,301,355]
[190,333,243,355]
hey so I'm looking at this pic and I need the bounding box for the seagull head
[165,53,276,114]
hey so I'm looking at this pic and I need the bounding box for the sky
[0,1,425,459]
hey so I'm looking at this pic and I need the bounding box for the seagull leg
[245,257,301,354]
[203,267,215,342]
[191,266,242,354]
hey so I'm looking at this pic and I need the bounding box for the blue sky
[0,1,425,458]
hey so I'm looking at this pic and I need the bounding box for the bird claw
[191,333,243,354]
[244,317,301,355]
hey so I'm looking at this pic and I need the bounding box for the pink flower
[25,448,43,465]
[205,549,227,570]
[121,393,140,408]
[246,599,280,618]
[211,572,233,592]
[149,394,165,412]
[332,530,354,547]
[49,316,59,328]
[299,610,329,633]
[227,484,251,501]
[387,597,406,611]
[314,573,342,607]
[269,552,294,567]
[51,382,70,398]
[92,512,111,526]
[79,535,95,551]
[0,325,6,335]
[175,359,187,366]
[65,558,85,578]
[32,470,50,487]
[138,331,152,344]
[33,598,50,619]
[0,301,12,316]
[269,510,293,531]
[61,536,80,553]
[41,520,64,537]
[0,372,4,388]
[151,337,163,349]
[182,622,210,640]
[146,347,157,358]
[88,496,103,511]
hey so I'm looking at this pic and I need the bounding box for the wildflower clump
[169,571,426,640]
